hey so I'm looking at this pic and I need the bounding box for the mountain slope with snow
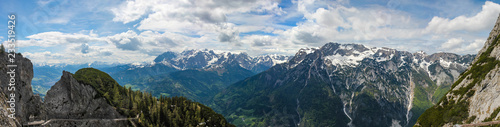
[213,42,474,127]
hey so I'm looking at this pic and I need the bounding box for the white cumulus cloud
[440,38,485,54]
[424,1,500,34]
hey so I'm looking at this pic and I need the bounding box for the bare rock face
[214,41,475,127]
[44,71,122,119]
[0,51,42,125]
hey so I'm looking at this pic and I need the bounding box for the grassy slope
[72,68,234,127]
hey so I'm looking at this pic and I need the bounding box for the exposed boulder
[415,14,500,127]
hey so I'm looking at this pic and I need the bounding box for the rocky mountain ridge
[31,50,291,97]
[415,14,500,127]
[0,50,234,126]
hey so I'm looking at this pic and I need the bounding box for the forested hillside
[72,68,234,127]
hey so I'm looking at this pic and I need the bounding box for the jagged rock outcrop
[214,42,474,127]
[0,51,42,125]
[415,14,500,127]
[44,71,122,119]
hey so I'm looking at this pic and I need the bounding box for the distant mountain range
[107,49,291,104]
[32,50,291,102]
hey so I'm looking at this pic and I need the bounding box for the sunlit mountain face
[213,42,474,126]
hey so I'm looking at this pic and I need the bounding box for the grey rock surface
[44,71,122,119]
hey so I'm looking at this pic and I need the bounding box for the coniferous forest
[72,68,234,127]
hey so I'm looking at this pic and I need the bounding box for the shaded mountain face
[415,14,500,127]
[213,42,474,127]
[31,62,128,97]
[44,71,123,119]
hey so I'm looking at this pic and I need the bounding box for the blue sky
[2,0,500,64]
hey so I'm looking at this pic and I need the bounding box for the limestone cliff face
[44,71,122,119]
[42,71,132,126]
[475,14,500,64]
[0,51,42,126]
[415,14,500,126]
[459,14,500,124]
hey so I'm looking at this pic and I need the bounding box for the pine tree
[0,44,4,54]
[113,86,121,107]
[103,92,110,101]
